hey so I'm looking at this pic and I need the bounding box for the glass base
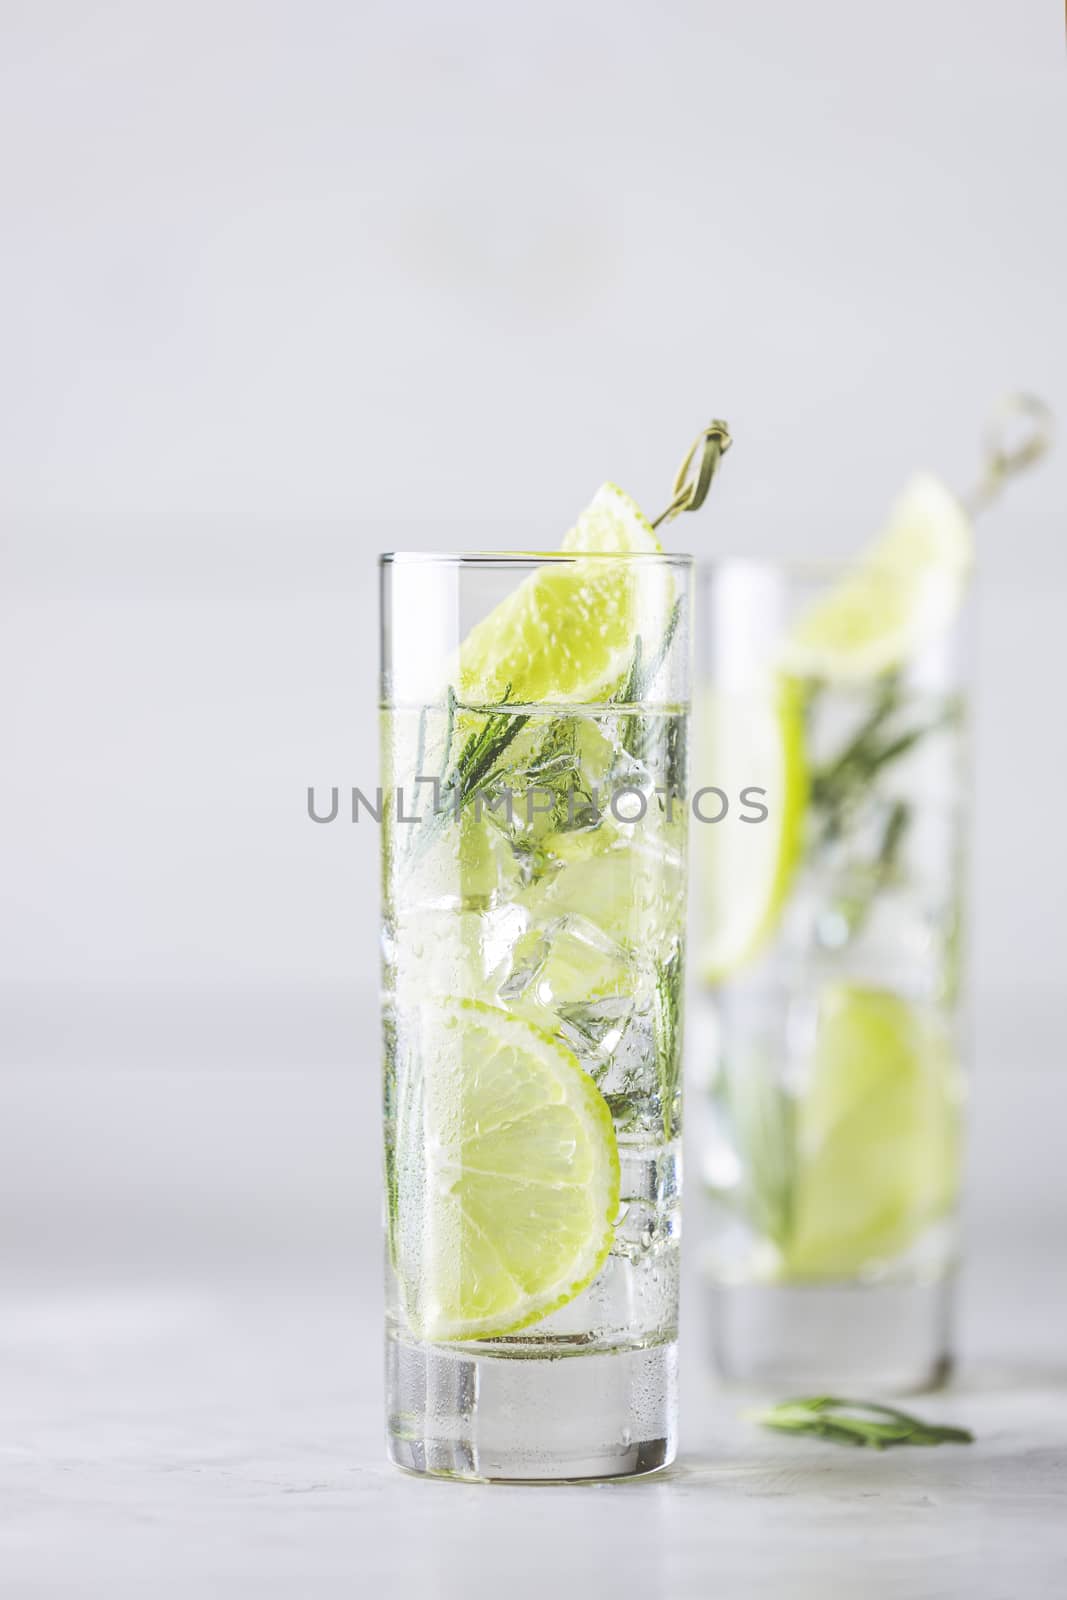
[707,1274,955,1394]
[386,1335,677,1481]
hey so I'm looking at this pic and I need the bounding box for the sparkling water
[695,674,966,1386]
[382,701,687,1476]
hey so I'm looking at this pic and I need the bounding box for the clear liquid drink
[694,487,970,1392]
[380,544,691,1478]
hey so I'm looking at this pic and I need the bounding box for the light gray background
[1,3,1065,1593]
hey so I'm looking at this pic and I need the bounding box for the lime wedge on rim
[780,474,973,682]
[696,675,808,982]
[396,999,620,1340]
[458,482,670,705]
[782,984,961,1280]
[560,481,660,555]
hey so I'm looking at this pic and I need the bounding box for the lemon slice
[395,999,620,1340]
[782,985,961,1280]
[695,675,808,982]
[781,474,973,682]
[458,483,669,705]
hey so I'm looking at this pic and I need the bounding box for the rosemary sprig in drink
[404,685,530,866]
[653,946,684,1140]
[802,674,964,938]
[807,675,963,848]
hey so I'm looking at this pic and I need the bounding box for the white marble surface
[3,1244,1066,1598]
[3,4,1066,1589]
[3,1050,1066,1596]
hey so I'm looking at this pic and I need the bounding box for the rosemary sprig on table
[752,1396,974,1450]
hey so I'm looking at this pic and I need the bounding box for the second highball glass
[693,555,968,1392]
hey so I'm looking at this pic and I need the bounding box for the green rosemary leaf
[653,946,684,1139]
[638,593,685,700]
[861,721,938,775]
[616,635,645,708]
[405,685,529,867]
[618,594,686,762]
[615,595,684,705]
[663,710,687,800]
[811,687,963,823]
[445,684,529,803]
[810,677,901,806]
[878,796,910,869]
[752,1396,974,1450]
[807,681,962,933]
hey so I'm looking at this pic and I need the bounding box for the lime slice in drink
[397,999,620,1340]
[780,474,973,682]
[458,482,668,705]
[782,984,961,1279]
[696,676,808,982]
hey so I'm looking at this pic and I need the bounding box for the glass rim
[696,553,975,583]
[380,550,693,567]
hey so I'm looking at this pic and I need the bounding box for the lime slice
[560,481,660,555]
[783,985,961,1279]
[458,483,668,705]
[695,676,808,981]
[781,474,973,682]
[396,999,620,1340]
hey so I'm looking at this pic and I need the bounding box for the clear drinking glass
[380,551,691,1479]
[692,559,968,1392]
